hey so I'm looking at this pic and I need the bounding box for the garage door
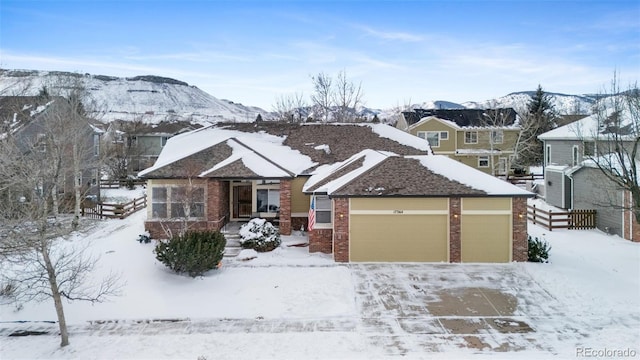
[461,198,512,262]
[349,198,449,262]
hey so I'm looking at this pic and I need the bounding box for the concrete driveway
[350,263,561,355]
[4,262,635,358]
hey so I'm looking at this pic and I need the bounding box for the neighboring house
[104,120,200,172]
[0,95,103,201]
[538,110,639,241]
[139,122,533,263]
[399,108,520,175]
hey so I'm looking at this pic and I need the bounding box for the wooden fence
[507,173,544,184]
[100,179,147,189]
[527,204,596,231]
[82,195,147,220]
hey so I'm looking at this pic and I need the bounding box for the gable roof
[408,116,461,131]
[304,150,533,197]
[139,122,431,179]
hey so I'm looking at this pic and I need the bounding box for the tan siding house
[407,116,520,175]
[139,122,533,263]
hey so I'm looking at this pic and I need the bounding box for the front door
[233,184,252,218]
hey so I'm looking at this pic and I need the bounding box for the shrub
[528,235,551,263]
[239,218,281,252]
[154,230,226,277]
[125,178,135,190]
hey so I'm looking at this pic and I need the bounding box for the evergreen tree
[255,113,263,122]
[516,85,557,166]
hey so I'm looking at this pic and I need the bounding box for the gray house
[104,120,201,173]
[0,95,103,204]
[538,107,639,241]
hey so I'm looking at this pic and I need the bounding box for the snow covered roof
[139,122,431,179]
[539,101,637,141]
[404,108,519,129]
[408,116,460,131]
[305,150,532,197]
[138,126,314,178]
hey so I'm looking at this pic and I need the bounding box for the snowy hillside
[462,91,597,114]
[0,69,267,125]
[0,69,605,126]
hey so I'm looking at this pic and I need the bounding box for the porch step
[223,232,242,257]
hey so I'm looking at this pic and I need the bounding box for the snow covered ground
[0,194,638,359]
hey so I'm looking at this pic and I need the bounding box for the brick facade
[207,179,229,228]
[291,217,307,233]
[449,197,461,262]
[146,220,210,239]
[333,198,350,262]
[309,229,333,253]
[511,197,528,261]
[279,180,292,235]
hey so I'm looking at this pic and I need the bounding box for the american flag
[308,196,316,231]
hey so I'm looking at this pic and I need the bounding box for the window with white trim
[417,131,442,148]
[490,130,503,144]
[426,131,440,148]
[572,145,579,166]
[257,189,280,213]
[478,156,490,168]
[315,195,332,225]
[151,186,204,219]
[171,186,205,218]
[257,180,280,213]
[546,144,551,164]
[151,187,168,218]
[440,131,449,140]
[465,131,478,144]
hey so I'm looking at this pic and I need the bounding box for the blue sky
[1,0,639,110]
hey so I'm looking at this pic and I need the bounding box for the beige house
[138,122,532,263]
[399,109,520,175]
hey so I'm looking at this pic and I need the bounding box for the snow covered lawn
[1,200,639,359]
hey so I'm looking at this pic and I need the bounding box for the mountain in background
[0,69,265,125]
[1,69,600,126]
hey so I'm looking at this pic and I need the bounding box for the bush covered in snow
[528,235,551,263]
[239,218,281,252]
[154,230,226,277]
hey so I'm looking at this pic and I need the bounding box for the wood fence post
[548,209,553,231]
[532,205,537,225]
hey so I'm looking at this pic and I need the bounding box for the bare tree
[272,92,307,123]
[42,75,102,228]
[310,70,365,123]
[0,134,121,347]
[480,105,514,176]
[332,70,364,123]
[579,75,640,222]
[310,72,333,122]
